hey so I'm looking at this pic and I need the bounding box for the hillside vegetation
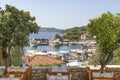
[39,27,62,32]
[61,26,87,41]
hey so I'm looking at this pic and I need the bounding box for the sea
[29,32,58,39]
[25,32,84,53]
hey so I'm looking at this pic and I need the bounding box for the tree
[87,12,120,73]
[0,5,39,70]
[62,27,87,41]
[54,34,60,39]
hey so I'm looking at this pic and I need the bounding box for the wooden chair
[46,74,49,80]
[113,68,120,80]
[26,66,32,80]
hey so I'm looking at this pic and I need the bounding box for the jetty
[29,38,49,46]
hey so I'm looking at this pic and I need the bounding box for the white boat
[70,49,76,53]
[30,42,37,47]
[87,46,96,53]
[47,51,58,55]
[67,60,89,66]
[70,49,85,54]
[26,50,38,54]
[58,51,69,54]
[34,51,49,55]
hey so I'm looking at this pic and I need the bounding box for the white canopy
[34,51,49,55]
[67,61,80,66]
[26,50,38,54]
[67,61,89,66]
[59,51,69,54]
[47,51,59,55]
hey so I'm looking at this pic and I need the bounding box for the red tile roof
[81,33,89,36]
[27,55,65,66]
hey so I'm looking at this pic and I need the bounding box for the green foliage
[89,51,120,65]
[0,5,40,47]
[64,33,79,41]
[2,51,8,58]
[62,26,87,41]
[11,46,22,66]
[63,27,87,33]
[87,12,120,72]
[0,4,40,66]
[55,56,62,60]
[35,63,59,67]
[54,34,61,39]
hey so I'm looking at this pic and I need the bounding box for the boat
[34,51,49,55]
[70,49,85,54]
[58,51,69,54]
[26,50,38,54]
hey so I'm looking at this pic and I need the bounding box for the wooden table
[88,65,101,71]
[6,66,29,80]
[92,72,114,80]
[87,65,113,80]
[49,67,69,75]
[0,66,5,78]
[48,75,68,80]
[0,77,22,80]
[7,67,28,74]
[48,67,70,80]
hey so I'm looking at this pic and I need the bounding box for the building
[25,55,65,66]
[81,33,90,40]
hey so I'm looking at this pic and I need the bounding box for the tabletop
[51,68,68,72]
[8,67,28,73]
[0,77,21,80]
[48,75,68,80]
[92,72,114,78]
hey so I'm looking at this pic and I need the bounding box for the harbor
[23,31,96,67]
[25,39,96,66]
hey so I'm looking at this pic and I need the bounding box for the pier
[29,38,49,46]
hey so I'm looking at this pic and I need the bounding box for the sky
[0,0,120,29]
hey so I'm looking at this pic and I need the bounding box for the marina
[25,40,96,65]
[23,32,97,66]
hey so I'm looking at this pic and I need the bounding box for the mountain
[39,27,62,32]
[39,26,87,32]
[62,26,87,33]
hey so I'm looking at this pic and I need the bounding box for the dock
[29,38,49,46]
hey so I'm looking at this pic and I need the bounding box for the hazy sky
[0,0,120,29]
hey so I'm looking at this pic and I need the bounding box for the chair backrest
[113,68,120,80]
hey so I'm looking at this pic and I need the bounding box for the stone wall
[31,66,88,80]
[32,67,49,80]
[68,67,89,80]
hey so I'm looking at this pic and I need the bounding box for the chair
[46,74,49,80]
[26,66,32,80]
[113,68,120,80]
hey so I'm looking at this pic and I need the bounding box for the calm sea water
[29,32,58,39]
[25,32,84,53]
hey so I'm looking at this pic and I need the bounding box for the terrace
[0,65,120,80]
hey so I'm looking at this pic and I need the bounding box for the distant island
[39,27,62,32]
[39,26,87,32]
